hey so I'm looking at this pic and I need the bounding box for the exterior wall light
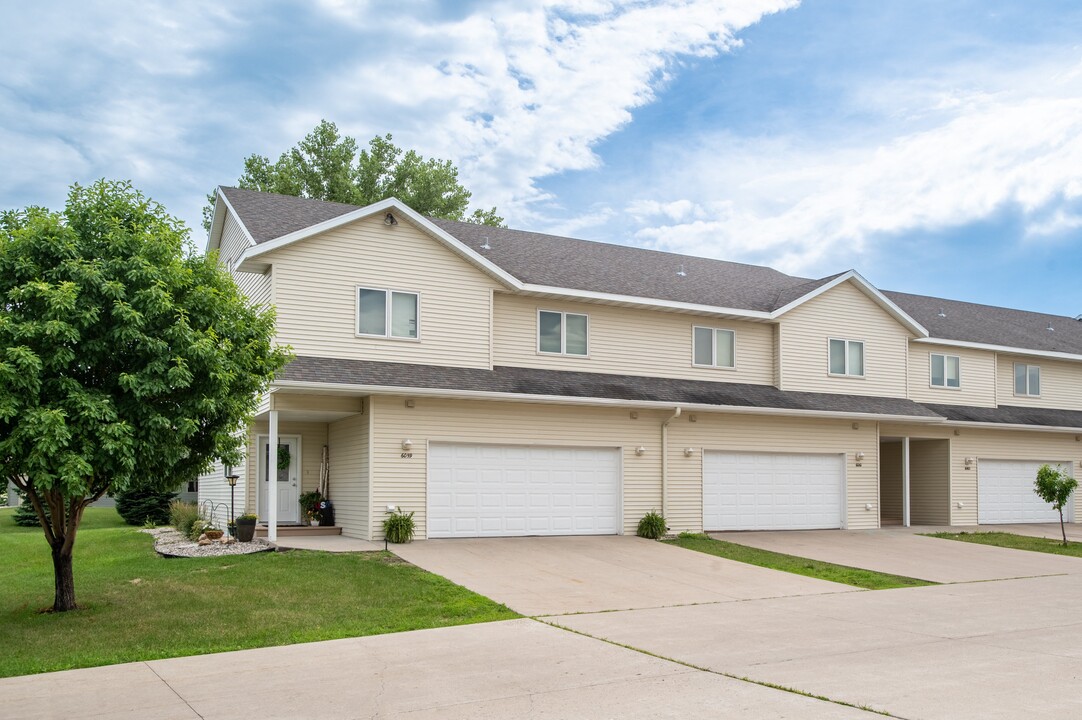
[964,457,974,470]
[401,439,413,452]
[683,447,695,457]
[635,446,646,456]
[855,451,865,462]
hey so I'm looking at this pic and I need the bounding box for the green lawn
[666,533,936,590]
[926,530,1082,557]
[0,507,517,677]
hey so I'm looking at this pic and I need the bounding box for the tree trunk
[51,543,77,612]
[1060,509,1068,547]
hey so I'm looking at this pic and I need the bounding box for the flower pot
[235,518,257,542]
[310,519,319,526]
[205,529,224,540]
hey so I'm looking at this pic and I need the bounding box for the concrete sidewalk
[711,527,1082,582]
[0,619,876,720]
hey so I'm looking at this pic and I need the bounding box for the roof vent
[676,264,687,277]
[1047,322,1055,332]
[937,309,946,318]
[1075,314,1082,322]
[480,236,492,251]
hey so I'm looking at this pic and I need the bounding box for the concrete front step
[255,524,343,537]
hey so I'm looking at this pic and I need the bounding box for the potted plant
[299,490,324,526]
[235,513,257,542]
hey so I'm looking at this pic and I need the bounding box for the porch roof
[922,403,1082,431]
[277,356,942,421]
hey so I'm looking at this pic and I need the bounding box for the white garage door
[704,452,844,531]
[427,443,621,538]
[978,459,1074,524]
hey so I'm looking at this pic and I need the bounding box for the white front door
[257,436,301,523]
[703,451,845,531]
[427,443,621,538]
[978,459,1073,524]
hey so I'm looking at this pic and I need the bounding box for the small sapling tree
[1034,464,1078,547]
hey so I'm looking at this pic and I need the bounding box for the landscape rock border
[144,527,274,558]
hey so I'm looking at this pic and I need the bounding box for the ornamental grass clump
[383,507,415,544]
[637,511,667,540]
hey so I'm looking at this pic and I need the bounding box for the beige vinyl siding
[197,458,244,524]
[265,214,501,368]
[328,411,369,539]
[879,422,1082,525]
[996,354,1082,411]
[245,421,328,515]
[492,293,776,384]
[220,213,271,309]
[907,345,996,407]
[880,441,903,522]
[779,281,911,397]
[367,395,880,540]
[908,439,951,524]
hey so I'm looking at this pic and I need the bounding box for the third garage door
[427,443,620,538]
[704,451,844,531]
[978,459,1074,524]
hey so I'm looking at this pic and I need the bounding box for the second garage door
[704,451,844,531]
[427,443,621,538]
[978,459,1074,524]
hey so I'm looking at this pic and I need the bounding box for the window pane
[930,354,945,386]
[715,330,735,368]
[1015,364,1027,395]
[565,314,588,355]
[390,292,418,338]
[1028,365,1040,395]
[946,356,960,388]
[358,288,386,335]
[693,327,713,365]
[848,341,864,376]
[539,311,562,353]
[829,339,846,374]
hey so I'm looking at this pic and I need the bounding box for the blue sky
[2,0,1081,316]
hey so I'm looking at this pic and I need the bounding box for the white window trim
[1013,362,1041,397]
[536,309,590,357]
[827,338,866,378]
[691,326,737,370]
[929,352,962,390]
[355,286,422,341]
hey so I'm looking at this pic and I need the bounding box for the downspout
[661,407,682,524]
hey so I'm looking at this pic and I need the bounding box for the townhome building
[199,187,1082,540]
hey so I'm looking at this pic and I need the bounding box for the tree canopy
[204,120,504,229]
[0,180,291,611]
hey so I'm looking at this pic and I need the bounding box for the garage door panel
[979,460,1073,524]
[704,451,843,531]
[428,443,620,538]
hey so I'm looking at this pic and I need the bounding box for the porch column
[902,437,911,528]
[268,409,279,542]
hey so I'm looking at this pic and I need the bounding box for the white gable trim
[914,336,1082,363]
[772,270,929,337]
[205,187,256,255]
[236,197,520,289]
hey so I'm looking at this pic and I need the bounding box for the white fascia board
[913,336,1082,363]
[236,198,521,289]
[771,270,930,337]
[518,284,774,320]
[271,379,943,424]
[942,419,1082,434]
[210,188,257,253]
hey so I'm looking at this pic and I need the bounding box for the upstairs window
[1014,363,1040,396]
[828,339,864,377]
[357,288,418,339]
[930,353,961,388]
[692,327,736,368]
[538,310,588,355]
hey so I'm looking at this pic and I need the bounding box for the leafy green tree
[1034,464,1078,546]
[203,121,503,230]
[0,180,291,611]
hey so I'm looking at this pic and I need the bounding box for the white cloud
[630,58,1082,276]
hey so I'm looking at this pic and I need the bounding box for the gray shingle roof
[219,188,1082,355]
[280,356,941,419]
[922,403,1082,430]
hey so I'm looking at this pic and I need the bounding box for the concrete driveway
[711,527,1082,583]
[392,535,852,615]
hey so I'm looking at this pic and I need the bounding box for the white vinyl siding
[995,355,1082,411]
[779,281,909,397]
[538,310,588,356]
[908,345,996,406]
[357,287,419,339]
[829,338,864,377]
[219,213,271,310]
[267,213,500,368]
[930,353,961,388]
[692,327,735,369]
[1014,362,1040,397]
[328,411,370,540]
[427,443,620,538]
[493,294,776,384]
